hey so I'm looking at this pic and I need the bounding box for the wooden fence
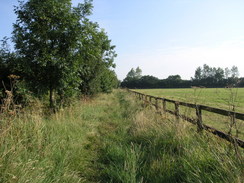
[128,89,244,148]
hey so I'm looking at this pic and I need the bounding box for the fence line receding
[128,89,244,148]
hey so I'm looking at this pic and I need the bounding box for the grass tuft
[0,90,243,182]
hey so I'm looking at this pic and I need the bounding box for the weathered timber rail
[128,89,244,148]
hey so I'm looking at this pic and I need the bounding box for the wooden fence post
[162,99,166,113]
[126,90,244,148]
[155,98,159,111]
[196,105,203,132]
[144,95,148,104]
[149,96,152,103]
[175,102,180,122]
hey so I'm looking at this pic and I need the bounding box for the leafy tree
[0,37,11,79]
[202,64,212,78]
[214,67,224,83]
[12,0,89,107]
[100,69,119,92]
[0,37,17,91]
[125,68,136,81]
[167,75,181,81]
[230,66,239,78]
[224,67,230,79]
[138,75,159,88]
[193,64,239,87]
[77,19,117,95]
[194,66,202,80]
[123,66,142,83]
[135,67,142,79]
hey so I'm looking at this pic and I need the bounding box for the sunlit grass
[0,90,243,182]
[134,88,244,112]
[134,88,244,139]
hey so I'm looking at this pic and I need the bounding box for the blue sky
[1,0,244,80]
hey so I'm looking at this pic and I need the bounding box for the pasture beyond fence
[128,89,244,148]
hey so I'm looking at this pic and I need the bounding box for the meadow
[134,88,244,139]
[134,88,244,112]
[0,90,243,182]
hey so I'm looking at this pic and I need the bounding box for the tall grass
[0,90,243,182]
[85,91,243,183]
[0,95,105,183]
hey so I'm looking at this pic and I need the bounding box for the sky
[1,0,244,80]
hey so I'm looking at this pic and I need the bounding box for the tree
[123,66,142,82]
[230,66,239,78]
[167,75,181,81]
[135,67,142,79]
[100,69,119,92]
[125,68,136,81]
[12,0,89,107]
[0,37,17,92]
[192,64,240,87]
[202,64,212,78]
[121,67,142,88]
[77,19,117,95]
[138,75,159,88]
[214,67,224,82]
[0,37,12,80]
[194,66,202,80]
[224,67,230,79]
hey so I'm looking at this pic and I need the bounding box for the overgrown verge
[0,93,108,182]
[0,90,243,183]
[84,90,243,183]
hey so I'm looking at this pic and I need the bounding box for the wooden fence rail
[128,89,244,148]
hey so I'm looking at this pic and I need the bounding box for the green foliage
[0,37,16,90]
[77,19,117,95]
[0,38,29,104]
[0,0,118,107]
[135,66,142,79]
[193,64,239,87]
[100,69,119,93]
[126,68,136,81]
[12,0,86,107]
[194,66,202,80]
[121,69,190,89]
[121,64,241,89]
[167,74,181,81]
[123,66,142,83]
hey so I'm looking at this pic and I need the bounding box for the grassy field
[134,88,244,112]
[0,90,243,182]
[134,88,244,139]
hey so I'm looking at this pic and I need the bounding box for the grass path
[0,90,243,182]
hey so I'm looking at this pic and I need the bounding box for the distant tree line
[121,65,243,89]
[192,64,241,87]
[0,0,118,108]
